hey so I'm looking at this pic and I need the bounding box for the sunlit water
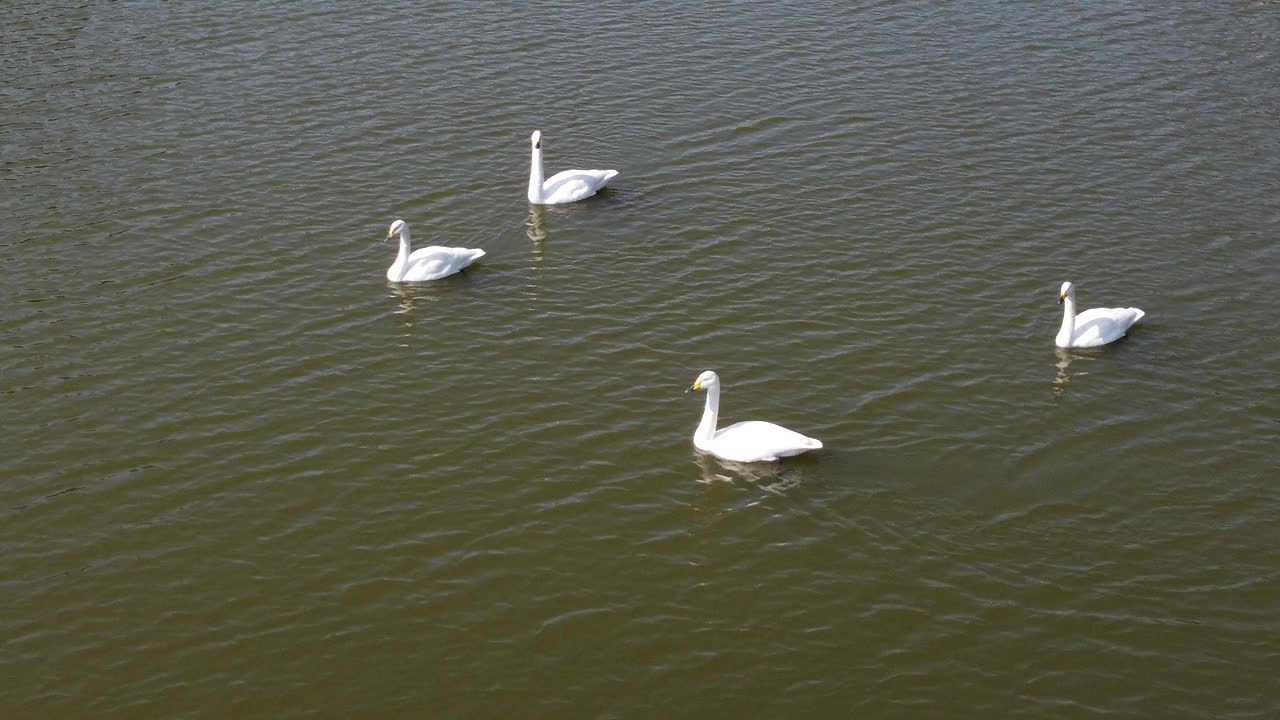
[2,1,1278,717]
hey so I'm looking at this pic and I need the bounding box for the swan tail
[774,436,822,459]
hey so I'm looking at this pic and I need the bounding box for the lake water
[2,1,1278,717]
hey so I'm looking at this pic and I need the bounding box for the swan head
[1058,281,1075,305]
[686,370,719,394]
[387,219,407,240]
[531,130,542,150]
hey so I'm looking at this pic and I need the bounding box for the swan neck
[696,385,720,443]
[528,147,544,203]
[1058,296,1076,344]
[398,228,413,260]
[389,229,411,281]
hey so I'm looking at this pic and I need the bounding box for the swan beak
[686,380,702,393]
[1057,292,1065,304]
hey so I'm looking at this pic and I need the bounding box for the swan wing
[707,420,822,462]
[401,246,485,282]
[1071,306,1145,347]
[542,169,618,204]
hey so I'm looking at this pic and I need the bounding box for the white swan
[1055,281,1145,348]
[686,370,823,463]
[527,130,618,205]
[385,219,485,283]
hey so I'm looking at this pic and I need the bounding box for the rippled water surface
[3,1,1278,717]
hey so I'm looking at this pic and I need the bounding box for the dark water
[3,1,1278,717]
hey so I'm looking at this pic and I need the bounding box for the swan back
[1065,306,1145,347]
[542,169,618,205]
[706,420,823,463]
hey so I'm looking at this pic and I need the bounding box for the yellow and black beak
[686,380,702,394]
[1057,291,1066,305]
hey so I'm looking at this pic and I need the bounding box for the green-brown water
[3,2,1278,717]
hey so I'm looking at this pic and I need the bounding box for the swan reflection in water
[693,453,804,496]
[1052,347,1097,400]
[522,205,549,300]
[687,453,815,531]
[526,204,548,245]
[386,282,455,338]
[387,284,425,338]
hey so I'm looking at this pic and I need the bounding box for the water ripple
[3,1,1279,718]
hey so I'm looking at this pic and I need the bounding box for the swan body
[385,219,485,282]
[1055,281,1145,348]
[686,370,823,463]
[527,130,618,205]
